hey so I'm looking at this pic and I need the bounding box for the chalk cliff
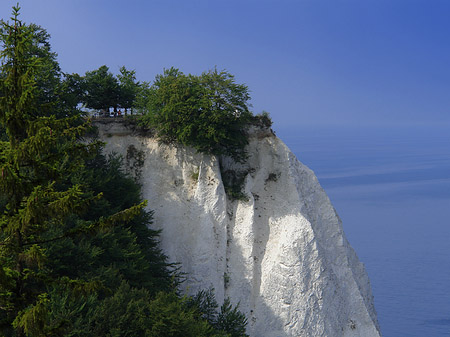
[95,119,381,337]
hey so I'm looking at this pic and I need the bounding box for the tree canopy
[82,65,139,113]
[83,65,120,112]
[138,67,253,162]
[117,66,139,111]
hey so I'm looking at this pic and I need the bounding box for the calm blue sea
[278,125,450,337]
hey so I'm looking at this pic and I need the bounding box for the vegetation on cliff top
[0,5,248,336]
[137,67,253,162]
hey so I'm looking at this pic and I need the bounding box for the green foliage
[83,65,120,112]
[133,81,152,114]
[216,299,248,337]
[0,8,38,145]
[117,66,139,112]
[188,288,249,337]
[27,24,60,112]
[59,72,85,113]
[0,7,250,337]
[190,168,199,181]
[12,293,50,337]
[0,8,147,336]
[0,18,81,119]
[19,151,178,336]
[63,152,175,292]
[252,110,273,128]
[220,167,249,202]
[189,288,220,323]
[47,283,239,337]
[68,282,217,337]
[139,67,253,162]
[82,65,140,114]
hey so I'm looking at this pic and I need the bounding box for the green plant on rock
[139,67,252,162]
[125,144,145,180]
[220,167,249,202]
[191,168,200,181]
[252,110,273,128]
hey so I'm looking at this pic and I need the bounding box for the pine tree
[0,6,145,336]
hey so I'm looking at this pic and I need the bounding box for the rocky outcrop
[95,119,381,337]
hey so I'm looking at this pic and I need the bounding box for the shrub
[252,110,273,128]
[221,168,249,202]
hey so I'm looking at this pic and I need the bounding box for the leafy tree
[83,65,120,112]
[0,7,145,336]
[139,67,253,161]
[133,80,152,114]
[59,72,85,113]
[117,66,139,113]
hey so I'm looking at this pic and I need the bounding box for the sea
[277,125,450,337]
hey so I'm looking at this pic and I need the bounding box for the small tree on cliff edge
[140,67,253,162]
[83,65,120,112]
[0,6,145,336]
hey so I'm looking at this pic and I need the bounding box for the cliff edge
[95,119,381,337]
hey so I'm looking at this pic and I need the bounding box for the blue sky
[1,0,449,129]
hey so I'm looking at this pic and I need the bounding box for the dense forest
[0,6,250,337]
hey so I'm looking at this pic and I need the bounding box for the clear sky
[1,0,449,130]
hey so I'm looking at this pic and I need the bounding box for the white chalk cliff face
[96,120,381,337]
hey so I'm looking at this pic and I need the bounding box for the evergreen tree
[189,289,248,337]
[0,19,80,119]
[0,7,144,335]
[27,24,61,113]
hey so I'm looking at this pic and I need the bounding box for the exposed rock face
[95,119,381,337]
